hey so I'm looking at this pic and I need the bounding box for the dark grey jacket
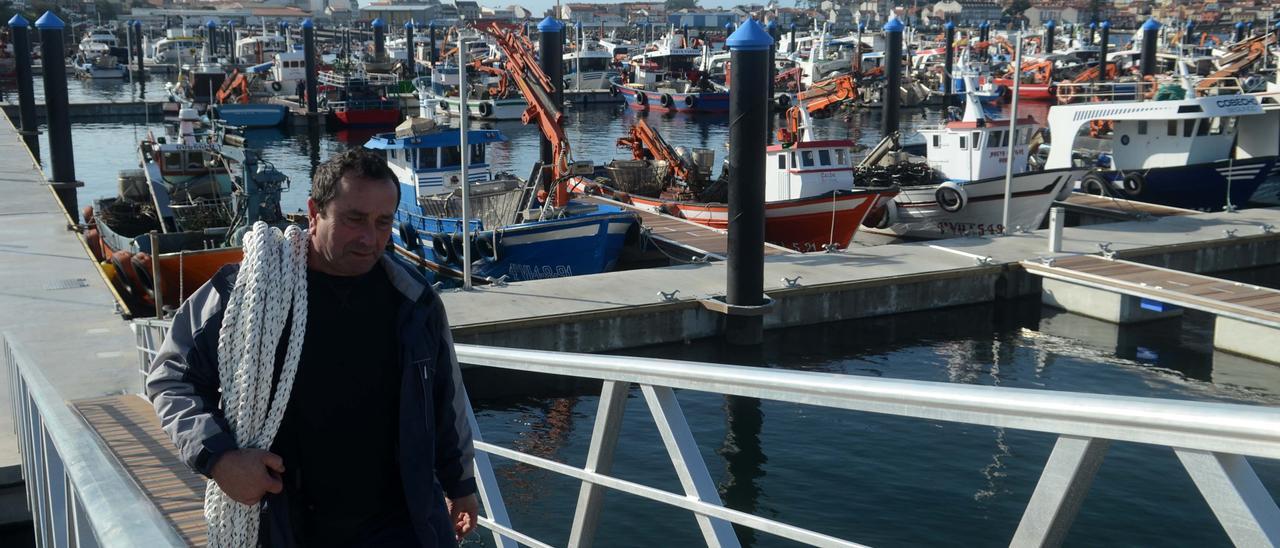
[145,252,476,546]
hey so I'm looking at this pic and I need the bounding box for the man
[146,149,479,546]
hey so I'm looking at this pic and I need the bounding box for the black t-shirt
[271,262,411,546]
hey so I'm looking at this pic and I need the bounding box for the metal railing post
[568,381,630,548]
[1175,449,1280,546]
[1011,436,1110,547]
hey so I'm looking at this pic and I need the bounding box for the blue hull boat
[1086,157,1277,211]
[210,104,288,128]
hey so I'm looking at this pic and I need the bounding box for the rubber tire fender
[1121,172,1145,196]
[475,231,498,260]
[660,93,675,108]
[399,222,421,252]
[1081,171,1111,196]
[683,94,696,108]
[478,101,494,118]
[935,181,968,213]
[431,233,456,264]
[271,81,283,92]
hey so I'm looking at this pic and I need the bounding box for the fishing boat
[73,52,127,79]
[148,30,203,65]
[591,111,897,251]
[417,65,527,121]
[564,32,617,92]
[317,65,403,127]
[208,66,289,127]
[86,111,292,315]
[1044,92,1278,211]
[78,26,118,62]
[615,30,728,113]
[861,92,1079,239]
[366,116,639,281]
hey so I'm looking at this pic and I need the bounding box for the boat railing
[4,335,187,548]
[325,98,399,112]
[123,319,1280,547]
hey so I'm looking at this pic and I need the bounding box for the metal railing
[4,334,186,548]
[127,319,1280,547]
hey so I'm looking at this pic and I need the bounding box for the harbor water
[20,77,1280,546]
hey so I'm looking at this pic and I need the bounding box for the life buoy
[478,101,494,118]
[399,221,421,252]
[271,81,283,92]
[935,182,968,213]
[1121,172,1145,196]
[660,93,675,108]
[683,95,696,108]
[1081,172,1111,196]
[431,233,456,264]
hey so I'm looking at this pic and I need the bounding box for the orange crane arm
[797,74,857,113]
[1196,38,1271,93]
[616,119,695,182]
[482,23,572,207]
[774,106,804,146]
[216,71,250,104]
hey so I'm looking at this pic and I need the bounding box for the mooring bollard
[725,18,772,346]
[303,18,318,114]
[404,21,416,74]
[372,18,386,61]
[206,20,217,60]
[36,11,79,222]
[8,15,40,158]
[1140,18,1159,82]
[1044,19,1055,54]
[882,16,904,138]
[1049,207,1064,252]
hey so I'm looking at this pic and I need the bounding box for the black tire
[431,233,455,264]
[683,95,696,108]
[271,81,282,92]
[399,222,421,251]
[935,185,966,213]
[660,93,674,108]
[1121,172,1145,196]
[636,94,649,112]
[476,232,497,259]
[1082,172,1111,196]
[478,101,494,118]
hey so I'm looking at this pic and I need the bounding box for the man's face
[307,174,398,277]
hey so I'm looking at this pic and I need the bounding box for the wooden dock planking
[74,395,208,546]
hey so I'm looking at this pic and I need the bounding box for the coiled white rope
[205,222,309,547]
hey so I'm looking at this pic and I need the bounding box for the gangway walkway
[1022,254,1280,362]
[582,195,796,260]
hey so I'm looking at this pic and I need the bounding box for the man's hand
[210,448,285,505]
[447,493,479,540]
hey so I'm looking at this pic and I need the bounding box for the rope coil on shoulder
[205,222,309,548]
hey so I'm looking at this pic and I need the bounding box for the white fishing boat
[418,67,527,121]
[564,35,615,92]
[78,26,118,61]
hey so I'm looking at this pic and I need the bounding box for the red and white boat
[595,113,897,251]
[318,65,402,127]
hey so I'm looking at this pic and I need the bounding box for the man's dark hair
[310,148,401,213]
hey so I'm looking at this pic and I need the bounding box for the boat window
[1209,117,1223,135]
[163,151,182,169]
[835,149,846,165]
[790,152,796,167]
[801,151,814,167]
[1138,121,1148,135]
[959,136,968,149]
[972,132,982,148]
[472,144,485,164]
[818,149,831,166]
[187,152,206,171]
[1002,130,1011,147]
[1167,120,1178,136]
[1183,120,1195,138]
[441,146,461,167]
[932,135,940,148]
[777,154,786,169]
[417,148,436,169]
[1195,119,1210,136]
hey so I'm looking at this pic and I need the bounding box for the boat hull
[211,104,288,128]
[617,86,730,113]
[622,189,893,251]
[867,169,1079,239]
[433,96,528,121]
[993,79,1054,100]
[393,208,638,282]
[1086,157,1278,211]
[332,108,402,127]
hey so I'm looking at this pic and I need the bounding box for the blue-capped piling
[8,15,39,157]
[36,11,78,222]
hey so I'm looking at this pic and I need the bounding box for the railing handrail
[453,344,1280,459]
[5,334,187,547]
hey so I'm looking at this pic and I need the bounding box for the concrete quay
[442,208,1280,354]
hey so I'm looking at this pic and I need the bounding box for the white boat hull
[432,95,527,120]
[866,169,1080,239]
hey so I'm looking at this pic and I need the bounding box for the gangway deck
[1022,254,1280,362]
[582,195,796,260]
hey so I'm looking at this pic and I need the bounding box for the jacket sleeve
[429,302,478,499]
[144,272,238,478]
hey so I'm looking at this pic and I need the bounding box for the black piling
[724,19,772,346]
[226,22,234,59]
[206,20,217,59]
[789,22,796,53]
[979,20,989,60]
[35,12,78,222]
[537,16,564,169]
[132,20,144,83]
[1234,21,1245,43]
[1140,18,1159,79]
[1088,21,1096,46]
[1183,21,1195,45]
[429,21,437,64]
[303,19,318,114]
[373,18,386,61]
[943,21,955,106]
[8,15,39,158]
[405,21,415,72]
[882,16,904,138]
[724,22,733,50]
[767,18,778,137]
[1044,19,1055,54]
[1098,21,1110,83]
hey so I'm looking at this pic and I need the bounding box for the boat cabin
[764,140,856,201]
[919,117,1037,181]
[366,123,507,203]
